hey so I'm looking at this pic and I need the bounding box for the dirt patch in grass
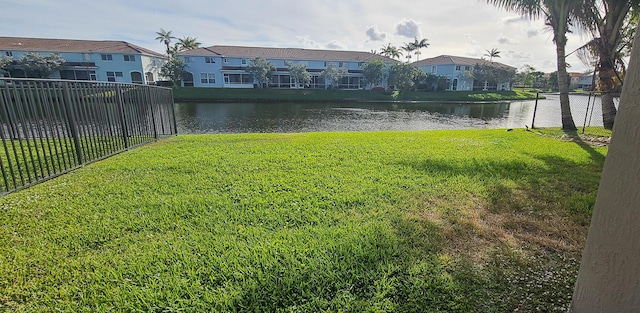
[534,129,611,147]
[414,194,588,263]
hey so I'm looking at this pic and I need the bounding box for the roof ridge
[208,44,377,54]
[0,36,164,57]
[172,45,392,63]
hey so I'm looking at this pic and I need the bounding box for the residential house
[577,72,599,91]
[413,55,516,91]
[568,72,583,90]
[0,36,166,84]
[177,45,395,89]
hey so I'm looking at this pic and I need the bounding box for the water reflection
[176,102,514,134]
[174,95,604,134]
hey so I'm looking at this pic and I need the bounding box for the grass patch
[172,88,540,103]
[0,129,605,311]
[0,135,157,193]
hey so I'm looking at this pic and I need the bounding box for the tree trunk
[556,36,577,130]
[598,55,619,130]
[598,6,628,129]
[598,64,619,130]
[600,89,617,130]
[570,22,640,312]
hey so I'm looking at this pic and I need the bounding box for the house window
[338,62,345,67]
[5,51,13,57]
[200,73,216,84]
[124,55,136,62]
[223,58,229,63]
[241,59,247,65]
[183,57,193,63]
[60,70,97,81]
[431,65,437,73]
[223,73,252,84]
[101,54,113,61]
[455,65,461,71]
[205,57,215,63]
[106,71,123,82]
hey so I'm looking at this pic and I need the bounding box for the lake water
[175,94,609,134]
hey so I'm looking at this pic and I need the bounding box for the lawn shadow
[395,147,604,260]
[560,129,607,165]
[389,150,605,310]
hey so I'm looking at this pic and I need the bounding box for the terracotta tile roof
[413,55,515,69]
[0,36,165,58]
[180,45,395,62]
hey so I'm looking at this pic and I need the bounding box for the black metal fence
[531,92,617,137]
[0,78,176,195]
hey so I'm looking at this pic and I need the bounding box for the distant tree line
[0,52,65,79]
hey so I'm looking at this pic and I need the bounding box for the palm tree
[411,38,430,61]
[380,43,403,60]
[486,0,579,131]
[177,36,202,51]
[155,28,176,56]
[484,48,501,61]
[402,42,415,62]
[575,0,639,129]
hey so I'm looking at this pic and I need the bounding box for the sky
[1,0,595,73]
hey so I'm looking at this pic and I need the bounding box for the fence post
[531,92,539,129]
[169,88,177,135]
[115,84,130,149]
[0,83,14,191]
[62,82,84,165]
[145,86,158,139]
[582,92,593,134]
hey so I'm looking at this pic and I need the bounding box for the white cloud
[365,25,387,41]
[527,29,539,38]
[465,34,479,46]
[502,15,528,25]
[506,50,532,60]
[395,19,422,38]
[296,35,320,49]
[543,59,556,70]
[497,35,517,45]
[326,40,346,50]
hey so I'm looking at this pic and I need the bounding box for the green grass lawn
[172,88,540,103]
[0,129,606,312]
[0,136,157,193]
